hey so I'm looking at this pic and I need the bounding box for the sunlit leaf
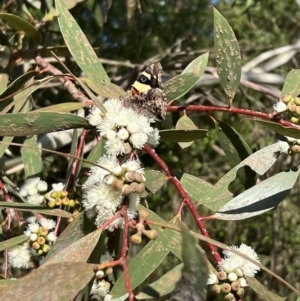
[0,74,8,95]
[144,170,167,194]
[164,52,208,100]
[0,112,89,136]
[34,103,87,112]
[176,116,198,149]
[281,69,300,97]
[21,136,43,177]
[0,262,94,301]
[213,8,241,100]
[213,167,300,220]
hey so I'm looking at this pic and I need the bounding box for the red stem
[143,144,222,264]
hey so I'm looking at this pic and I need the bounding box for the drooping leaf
[169,224,207,301]
[213,167,300,220]
[246,277,286,301]
[281,69,300,97]
[0,13,42,44]
[43,228,102,266]
[0,262,95,301]
[21,136,43,177]
[159,129,208,142]
[176,116,198,149]
[136,264,183,299]
[213,8,241,100]
[55,0,121,99]
[0,112,89,136]
[215,120,256,189]
[164,52,209,101]
[144,170,168,194]
[248,118,300,139]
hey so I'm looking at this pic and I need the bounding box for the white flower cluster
[8,217,57,269]
[273,100,287,113]
[87,99,160,155]
[90,279,112,301]
[19,177,48,205]
[82,155,142,230]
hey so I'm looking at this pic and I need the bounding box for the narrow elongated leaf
[216,120,256,189]
[280,69,300,97]
[0,13,42,44]
[111,239,169,298]
[0,74,8,95]
[164,52,208,101]
[136,264,183,299]
[0,235,28,252]
[170,225,207,301]
[202,142,286,211]
[55,0,120,98]
[213,8,241,100]
[21,136,43,177]
[43,228,102,266]
[34,103,86,112]
[248,118,300,139]
[0,112,89,136]
[213,167,300,220]
[159,129,208,142]
[246,277,286,301]
[0,202,71,218]
[0,262,94,301]
[176,116,197,148]
[144,170,167,194]
[45,212,85,261]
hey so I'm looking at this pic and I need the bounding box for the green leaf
[33,103,87,112]
[176,116,198,148]
[0,13,42,44]
[164,52,209,101]
[0,202,72,218]
[0,262,94,301]
[214,167,300,220]
[21,136,43,177]
[180,173,213,205]
[213,8,241,100]
[0,112,89,136]
[0,235,28,252]
[248,118,300,139]
[246,277,286,301]
[45,212,86,261]
[281,69,300,97]
[43,228,102,266]
[136,264,183,299]
[111,240,169,298]
[159,129,208,142]
[144,170,167,194]
[0,74,9,95]
[55,0,121,99]
[171,224,207,300]
[216,120,256,189]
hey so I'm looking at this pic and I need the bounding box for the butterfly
[119,62,167,121]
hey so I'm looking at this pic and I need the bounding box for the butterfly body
[120,62,167,121]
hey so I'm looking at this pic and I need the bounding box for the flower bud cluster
[24,217,57,256]
[274,95,300,154]
[207,269,246,299]
[90,278,112,301]
[104,161,146,197]
[130,209,158,244]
